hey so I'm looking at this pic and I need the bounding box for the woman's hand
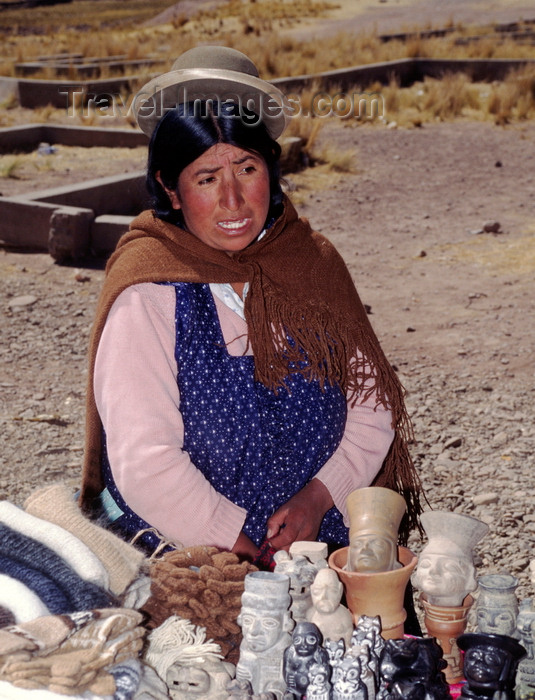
[265,478,334,551]
[231,530,258,561]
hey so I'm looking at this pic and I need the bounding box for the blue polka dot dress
[101,283,350,552]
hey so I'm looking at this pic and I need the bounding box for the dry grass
[1,1,535,80]
[0,1,534,161]
[436,228,535,277]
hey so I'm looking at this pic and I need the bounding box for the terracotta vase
[328,545,417,640]
[420,592,474,684]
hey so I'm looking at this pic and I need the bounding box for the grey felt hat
[133,45,290,139]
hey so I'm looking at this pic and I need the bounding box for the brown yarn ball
[141,545,257,664]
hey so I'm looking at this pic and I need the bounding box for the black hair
[146,100,283,226]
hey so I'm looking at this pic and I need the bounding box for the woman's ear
[155,170,181,210]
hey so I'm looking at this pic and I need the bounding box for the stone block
[48,206,94,262]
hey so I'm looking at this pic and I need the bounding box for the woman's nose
[220,176,242,210]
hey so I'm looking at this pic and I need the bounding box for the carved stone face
[477,605,517,637]
[348,535,397,573]
[166,660,234,699]
[166,665,211,698]
[239,609,285,652]
[310,569,343,614]
[413,549,476,603]
[463,645,508,688]
[293,623,321,657]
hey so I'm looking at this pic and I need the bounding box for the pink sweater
[94,283,395,551]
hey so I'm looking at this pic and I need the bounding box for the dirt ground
[1,0,535,596]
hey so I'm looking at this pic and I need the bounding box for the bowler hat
[133,45,290,139]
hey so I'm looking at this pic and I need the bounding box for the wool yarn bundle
[0,501,110,591]
[141,546,257,664]
[24,484,146,597]
[0,524,114,614]
[0,574,50,623]
[0,608,145,696]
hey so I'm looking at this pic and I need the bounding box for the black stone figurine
[378,636,451,699]
[457,633,526,699]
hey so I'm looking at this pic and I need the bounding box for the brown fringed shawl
[81,197,422,542]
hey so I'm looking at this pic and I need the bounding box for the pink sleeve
[314,385,395,526]
[94,283,247,550]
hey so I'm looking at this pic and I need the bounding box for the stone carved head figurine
[457,632,526,699]
[144,615,234,700]
[307,568,354,647]
[413,511,489,607]
[476,573,519,638]
[236,571,294,697]
[345,487,406,573]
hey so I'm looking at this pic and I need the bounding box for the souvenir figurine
[349,615,385,688]
[227,678,278,700]
[274,550,318,623]
[307,567,354,647]
[329,490,417,640]
[414,510,489,684]
[332,655,367,700]
[515,600,535,699]
[457,632,526,700]
[283,621,329,699]
[348,642,377,700]
[307,662,332,700]
[476,574,519,638]
[413,510,489,607]
[236,571,294,698]
[345,487,406,573]
[325,638,346,669]
[144,615,234,700]
[377,636,450,700]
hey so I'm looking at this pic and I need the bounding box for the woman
[80,46,421,561]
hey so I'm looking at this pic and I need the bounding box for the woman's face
[163,143,271,255]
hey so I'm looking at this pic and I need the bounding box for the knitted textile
[0,554,71,615]
[108,658,141,700]
[0,680,110,698]
[0,608,145,696]
[141,546,257,664]
[0,501,110,591]
[0,606,16,628]
[24,483,146,597]
[0,574,50,623]
[0,524,113,614]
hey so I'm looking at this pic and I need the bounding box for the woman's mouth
[218,218,250,232]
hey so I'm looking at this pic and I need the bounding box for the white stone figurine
[345,487,406,573]
[144,615,234,700]
[274,550,318,623]
[412,510,489,607]
[307,567,354,647]
[332,655,367,700]
[236,571,294,698]
[307,661,332,700]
